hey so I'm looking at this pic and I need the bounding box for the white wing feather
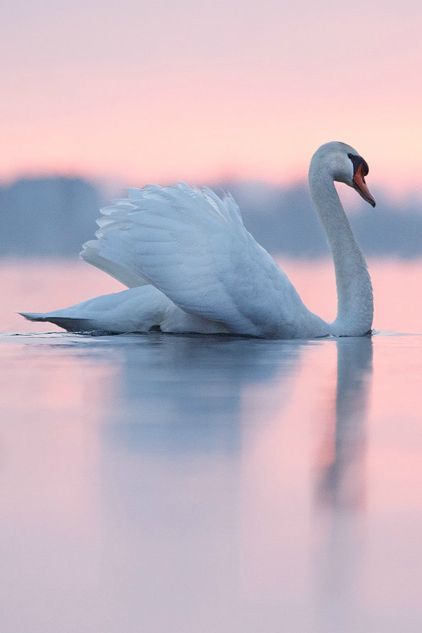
[81,184,317,337]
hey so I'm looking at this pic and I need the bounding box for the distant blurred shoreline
[1,176,421,258]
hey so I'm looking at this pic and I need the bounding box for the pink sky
[2,1,422,192]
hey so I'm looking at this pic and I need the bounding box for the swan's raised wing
[81,184,309,337]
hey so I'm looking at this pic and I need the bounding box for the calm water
[1,259,422,633]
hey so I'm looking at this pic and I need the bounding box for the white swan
[21,141,376,339]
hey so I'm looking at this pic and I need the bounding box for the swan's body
[21,142,376,339]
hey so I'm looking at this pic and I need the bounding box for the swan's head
[311,141,376,207]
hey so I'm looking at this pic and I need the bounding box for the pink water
[0,259,421,633]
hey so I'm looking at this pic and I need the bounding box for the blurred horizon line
[1,174,421,260]
[1,169,421,204]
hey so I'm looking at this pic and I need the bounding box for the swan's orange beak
[353,163,376,207]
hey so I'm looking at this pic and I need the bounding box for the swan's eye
[348,153,369,178]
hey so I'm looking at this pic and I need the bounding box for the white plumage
[21,142,375,339]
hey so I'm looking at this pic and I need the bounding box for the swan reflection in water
[95,334,306,633]
[101,334,303,456]
[314,336,373,633]
[316,336,373,510]
[96,333,373,633]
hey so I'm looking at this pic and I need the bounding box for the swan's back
[79,184,327,338]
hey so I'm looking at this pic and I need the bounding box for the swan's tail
[19,286,174,334]
[19,312,46,321]
[19,312,98,332]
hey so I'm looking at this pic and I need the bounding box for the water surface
[0,260,421,633]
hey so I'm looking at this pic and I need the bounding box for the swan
[21,141,376,339]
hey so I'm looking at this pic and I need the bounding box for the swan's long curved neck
[309,166,373,336]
